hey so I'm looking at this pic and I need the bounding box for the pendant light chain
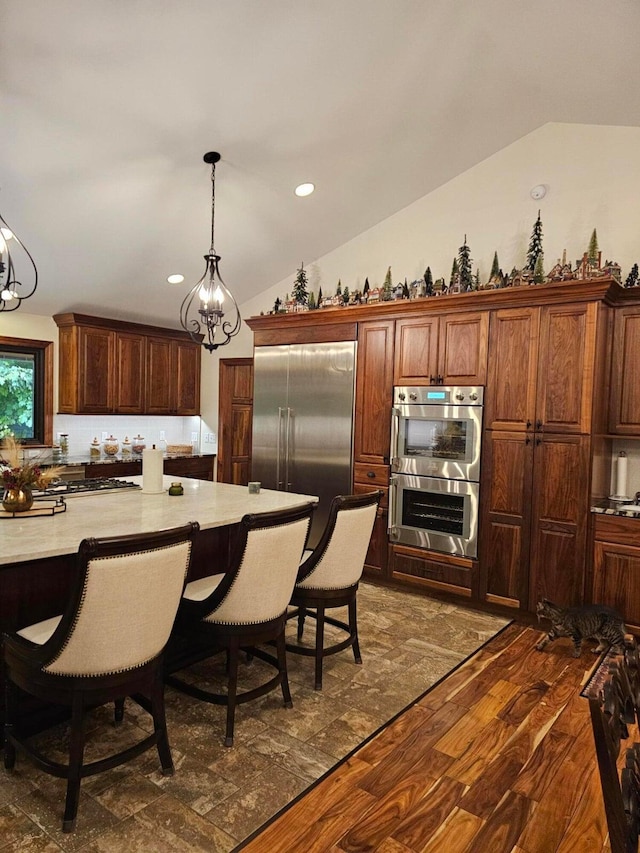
[209,160,217,257]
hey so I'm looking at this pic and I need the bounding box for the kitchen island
[0,477,317,729]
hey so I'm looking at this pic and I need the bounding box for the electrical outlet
[101,431,108,441]
[211,432,216,443]
[191,432,198,443]
[159,430,166,441]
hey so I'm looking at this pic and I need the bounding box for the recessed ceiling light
[167,274,184,284]
[294,183,315,197]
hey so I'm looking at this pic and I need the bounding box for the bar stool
[286,491,381,689]
[3,522,199,832]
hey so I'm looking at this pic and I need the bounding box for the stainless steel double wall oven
[389,385,484,557]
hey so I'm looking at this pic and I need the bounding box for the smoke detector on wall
[530,184,547,200]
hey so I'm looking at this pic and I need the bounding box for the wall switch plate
[191,432,198,442]
[101,431,108,441]
[159,430,166,441]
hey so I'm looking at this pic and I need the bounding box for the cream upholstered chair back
[197,505,313,626]
[41,525,197,677]
[297,492,381,591]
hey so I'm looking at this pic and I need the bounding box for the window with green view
[0,348,39,441]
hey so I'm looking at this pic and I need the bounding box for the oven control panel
[393,386,484,406]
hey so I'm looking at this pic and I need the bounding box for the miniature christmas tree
[458,235,473,292]
[449,257,459,290]
[625,263,639,288]
[382,267,393,301]
[490,251,500,279]
[336,279,342,297]
[317,286,323,306]
[342,286,350,305]
[363,278,370,297]
[526,211,543,272]
[588,229,599,266]
[533,253,545,284]
[402,278,410,299]
[292,263,308,305]
[424,267,433,296]
[474,268,481,290]
[308,291,316,309]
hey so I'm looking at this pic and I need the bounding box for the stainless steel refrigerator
[252,341,356,548]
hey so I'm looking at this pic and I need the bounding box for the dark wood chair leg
[63,693,86,833]
[315,605,325,690]
[150,671,173,775]
[276,630,293,708]
[225,637,240,747]
[349,598,362,664]
[114,697,125,725]
[297,606,307,641]
[3,675,17,770]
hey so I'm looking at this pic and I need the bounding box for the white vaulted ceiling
[1,0,639,327]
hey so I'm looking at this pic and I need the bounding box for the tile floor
[0,583,509,852]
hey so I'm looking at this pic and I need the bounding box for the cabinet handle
[437,375,444,384]
[367,471,376,479]
[536,419,543,430]
[525,436,531,445]
[536,437,541,446]
[526,420,532,429]
[430,375,437,384]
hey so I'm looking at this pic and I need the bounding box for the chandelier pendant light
[180,152,241,352]
[0,209,38,312]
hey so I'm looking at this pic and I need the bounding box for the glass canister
[90,437,101,457]
[58,433,69,455]
[132,435,146,454]
[103,435,119,456]
[121,436,132,456]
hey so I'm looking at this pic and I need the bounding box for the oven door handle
[390,408,401,470]
[388,476,398,536]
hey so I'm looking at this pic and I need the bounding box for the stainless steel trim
[276,407,284,488]
[388,476,397,534]
[285,406,292,490]
[393,385,484,406]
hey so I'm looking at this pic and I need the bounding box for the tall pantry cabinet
[479,300,603,610]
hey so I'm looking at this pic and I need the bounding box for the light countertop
[0,477,317,566]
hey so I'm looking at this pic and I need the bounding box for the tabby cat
[535,599,626,658]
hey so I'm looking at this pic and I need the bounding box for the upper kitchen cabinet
[146,337,200,416]
[609,304,640,435]
[394,310,488,386]
[354,319,395,464]
[485,302,599,434]
[54,314,200,415]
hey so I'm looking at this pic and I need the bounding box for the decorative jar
[90,437,101,457]
[103,436,119,456]
[121,437,132,456]
[132,435,146,454]
[2,486,34,513]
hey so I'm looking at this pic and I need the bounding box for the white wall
[203,121,640,438]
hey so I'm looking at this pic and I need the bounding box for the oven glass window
[403,417,471,462]
[401,487,465,536]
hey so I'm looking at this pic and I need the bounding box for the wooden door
[146,337,175,414]
[114,332,145,414]
[174,341,201,415]
[438,310,489,386]
[479,429,534,608]
[354,320,395,464]
[609,305,640,434]
[484,307,539,431]
[78,326,114,413]
[393,316,439,385]
[217,357,253,485]
[593,540,640,632]
[528,432,590,609]
[536,302,597,434]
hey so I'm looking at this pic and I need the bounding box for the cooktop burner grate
[33,478,142,498]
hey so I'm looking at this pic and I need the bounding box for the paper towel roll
[616,452,628,499]
[142,447,164,494]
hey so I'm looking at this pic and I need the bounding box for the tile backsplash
[611,440,640,498]
[51,415,210,457]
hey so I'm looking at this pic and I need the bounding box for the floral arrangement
[0,436,65,491]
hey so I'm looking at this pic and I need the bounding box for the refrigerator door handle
[285,407,292,490]
[276,407,284,489]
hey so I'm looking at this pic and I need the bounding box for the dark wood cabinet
[85,455,215,481]
[354,319,395,464]
[217,358,253,485]
[54,314,200,415]
[485,302,597,434]
[480,430,590,610]
[394,310,488,386]
[353,466,390,576]
[146,338,200,415]
[592,515,640,633]
[609,305,640,434]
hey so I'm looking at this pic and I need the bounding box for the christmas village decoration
[265,216,636,315]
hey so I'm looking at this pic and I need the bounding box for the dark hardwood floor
[240,623,614,853]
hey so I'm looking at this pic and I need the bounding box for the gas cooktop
[33,478,142,498]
